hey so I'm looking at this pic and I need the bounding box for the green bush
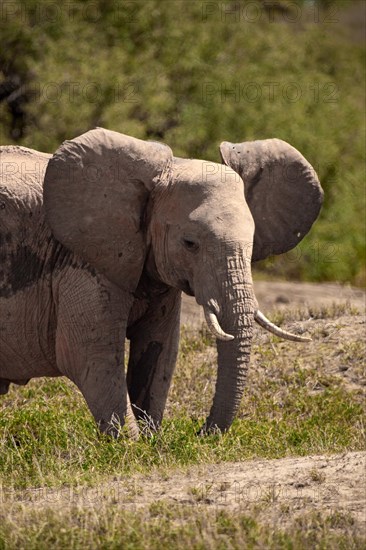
[0,0,364,284]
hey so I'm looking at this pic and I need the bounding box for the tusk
[204,307,234,341]
[254,310,311,342]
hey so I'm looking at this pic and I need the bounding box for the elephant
[0,128,323,436]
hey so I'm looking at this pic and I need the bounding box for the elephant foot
[0,378,30,394]
[0,379,10,394]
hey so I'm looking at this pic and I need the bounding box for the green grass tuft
[0,506,364,550]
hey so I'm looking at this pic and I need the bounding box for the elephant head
[43,128,323,433]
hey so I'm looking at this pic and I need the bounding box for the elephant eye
[183,238,199,252]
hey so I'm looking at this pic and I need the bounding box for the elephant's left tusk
[204,307,234,341]
[254,310,311,342]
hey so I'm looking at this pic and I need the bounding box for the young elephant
[0,129,323,436]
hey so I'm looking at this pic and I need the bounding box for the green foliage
[0,0,364,284]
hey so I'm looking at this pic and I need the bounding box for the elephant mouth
[179,279,194,296]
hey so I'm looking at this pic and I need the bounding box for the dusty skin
[1,132,323,435]
[1,281,365,534]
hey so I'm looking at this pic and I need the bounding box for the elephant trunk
[201,257,255,433]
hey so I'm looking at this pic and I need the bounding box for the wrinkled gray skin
[0,129,323,436]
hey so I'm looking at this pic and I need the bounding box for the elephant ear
[44,128,173,291]
[220,139,323,261]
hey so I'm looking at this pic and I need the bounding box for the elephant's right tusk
[204,307,234,341]
[254,310,311,342]
[126,392,140,440]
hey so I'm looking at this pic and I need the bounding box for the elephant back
[0,147,53,297]
[0,146,50,235]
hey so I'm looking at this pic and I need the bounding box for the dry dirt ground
[181,280,366,327]
[4,281,365,535]
[4,452,365,534]
[181,279,366,396]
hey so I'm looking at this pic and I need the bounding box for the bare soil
[181,280,365,327]
[4,453,365,534]
[180,279,366,399]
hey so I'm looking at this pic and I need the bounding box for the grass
[0,309,365,490]
[0,305,365,547]
[0,505,364,550]
[1,378,362,490]
[267,301,360,325]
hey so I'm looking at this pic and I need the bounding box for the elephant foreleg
[73,351,139,438]
[127,288,181,428]
[55,269,138,438]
